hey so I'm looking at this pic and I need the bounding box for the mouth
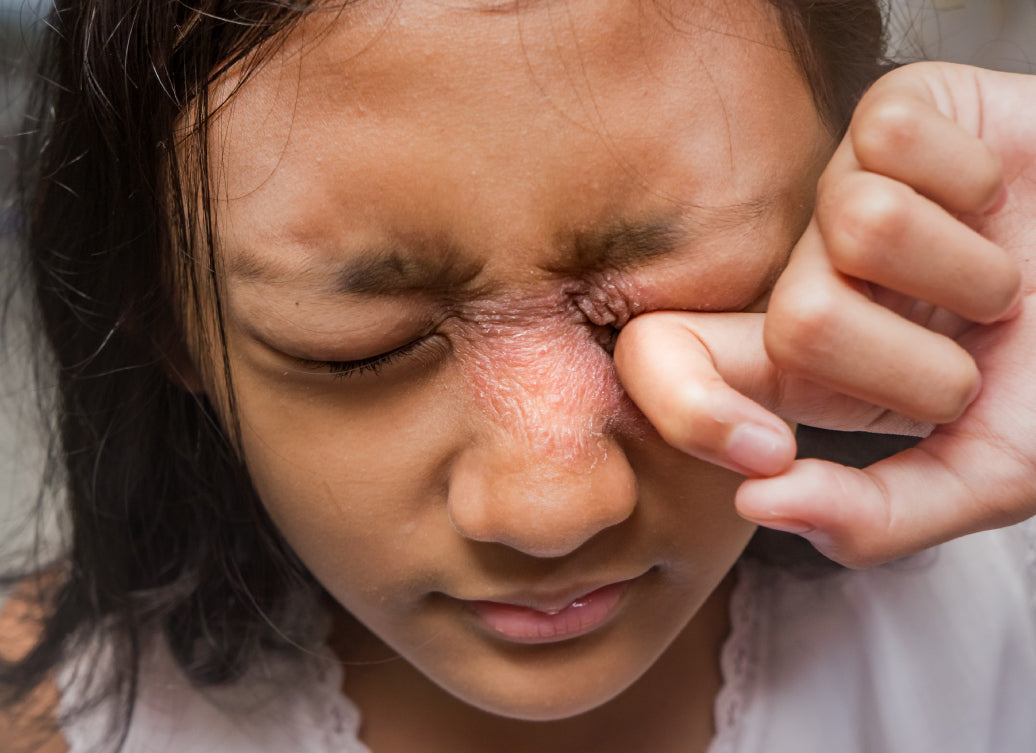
[463,576,641,645]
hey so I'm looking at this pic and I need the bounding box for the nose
[446,316,639,558]
[447,434,638,558]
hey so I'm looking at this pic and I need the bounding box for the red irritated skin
[181,0,831,750]
[455,287,642,466]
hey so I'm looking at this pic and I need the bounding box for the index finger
[834,62,1005,215]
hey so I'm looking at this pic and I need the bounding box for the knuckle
[764,282,842,372]
[853,96,924,167]
[820,175,909,273]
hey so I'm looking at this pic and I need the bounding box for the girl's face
[200,0,827,722]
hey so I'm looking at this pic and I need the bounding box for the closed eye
[297,335,447,379]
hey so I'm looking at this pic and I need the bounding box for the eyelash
[293,320,617,380]
[299,337,437,380]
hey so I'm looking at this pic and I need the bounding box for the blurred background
[889,0,1036,71]
[0,0,1033,599]
[1,0,49,597]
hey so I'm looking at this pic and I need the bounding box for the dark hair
[1,0,891,748]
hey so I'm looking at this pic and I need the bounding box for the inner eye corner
[591,323,620,355]
[569,290,615,327]
[567,290,596,323]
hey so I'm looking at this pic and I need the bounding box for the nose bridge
[447,315,639,557]
[465,316,627,461]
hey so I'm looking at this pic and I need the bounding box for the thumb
[735,428,1036,569]
[614,311,795,477]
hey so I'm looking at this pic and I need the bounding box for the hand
[615,63,1036,567]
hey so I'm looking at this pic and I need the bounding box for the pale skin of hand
[615,62,1036,568]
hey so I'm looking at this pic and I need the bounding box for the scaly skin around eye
[616,62,1036,568]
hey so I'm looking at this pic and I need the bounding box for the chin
[423,636,657,722]
[450,678,635,722]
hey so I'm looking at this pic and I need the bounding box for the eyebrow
[566,218,688,273]
[228,241,484,296]
[554,200,772,274]
[230,203,770,297]
[333,247,484,295]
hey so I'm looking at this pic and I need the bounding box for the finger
[614,312,795,477]
[735,429,1036,568]
[817,170,1021,324]
[846,65,1005,215]
[618,308,931,440]
[767,223,981,424]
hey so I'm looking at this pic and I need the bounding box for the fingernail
[727,423,791,477]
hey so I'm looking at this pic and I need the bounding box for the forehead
[209,0,823,276]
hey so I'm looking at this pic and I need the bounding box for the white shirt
[60,521,1036,753]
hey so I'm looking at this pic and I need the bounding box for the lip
[464,577,638,645]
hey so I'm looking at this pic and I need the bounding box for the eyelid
[295,334,447,380]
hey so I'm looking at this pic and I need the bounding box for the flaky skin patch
[459,288,643,468]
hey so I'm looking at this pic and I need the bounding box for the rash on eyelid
[458,289,644,466]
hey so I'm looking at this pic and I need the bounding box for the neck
[336,574,735,753]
